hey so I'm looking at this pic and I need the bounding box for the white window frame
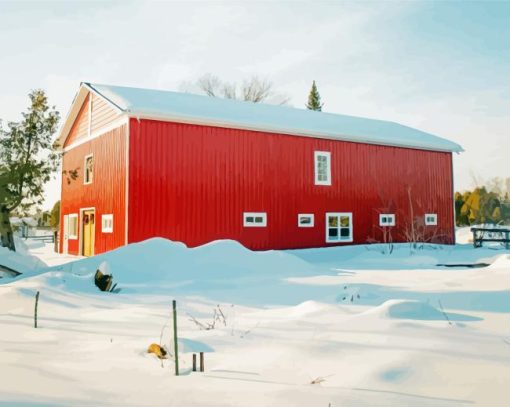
[84,154,93,185]
[379,213,396,227]
[102,214,113,233]
[326,212,353,243]
[68,214,78,240]
[314,151,331,186]
[243,212,267,227]
[298,214,314,228]
[425,213,437,226]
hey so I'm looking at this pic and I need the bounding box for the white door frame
[79,207,96,256]
[63,215,69,254]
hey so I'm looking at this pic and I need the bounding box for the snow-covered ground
[1,237,509,406]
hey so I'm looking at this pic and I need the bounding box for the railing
[470,227,510,249]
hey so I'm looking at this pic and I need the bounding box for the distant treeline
[455,178,510,226]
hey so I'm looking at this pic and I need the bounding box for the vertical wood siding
[64,94,90,148]
[91,94,119,133]
[60,125,127,255]
[128,119,454,250]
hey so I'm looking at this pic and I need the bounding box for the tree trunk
[0,206,16,251]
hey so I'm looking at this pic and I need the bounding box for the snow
[1,238,509,406]
[86,82,463,153]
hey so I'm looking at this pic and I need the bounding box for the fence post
[34,291,40,328]
[173,300,179,376]
[200,352,204,372]
[192,353,197,372]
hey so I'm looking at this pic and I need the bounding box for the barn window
[68,214,78,239]
[102,214,113,233]
[298,214,314,227]
[326,213,352,243]
[425,213,437,226]
[314,151,331,185]
[379,214,396,226]
[84,154,93,184]
[243,212,267,227]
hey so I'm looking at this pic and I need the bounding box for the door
[325,212,353,243]
[82,210,95,257]
[63,215,69,254]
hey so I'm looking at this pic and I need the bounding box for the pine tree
[0,90,60,251]
[306,80,324,111]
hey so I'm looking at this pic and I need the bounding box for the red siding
[128,119,454,250]
[60,125,127,255]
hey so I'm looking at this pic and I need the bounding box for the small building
[57,83,462,256]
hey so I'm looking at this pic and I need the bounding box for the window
[314,151,331,185]
[298,214,314,227]
[243,212,267,227]
[326,212,353,243]
[84,154,93,184]
[68,214,78,239]
[425,213,437,226]
[102,214,113,233]
[379,214,396,227]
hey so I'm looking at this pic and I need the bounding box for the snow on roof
[85,82,463,153]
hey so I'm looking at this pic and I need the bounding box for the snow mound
[0,241,47,277]
[367,299,482,321]
[487,254,510,270]
[36,238,316,294]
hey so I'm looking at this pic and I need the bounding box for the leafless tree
[192,74,289,105]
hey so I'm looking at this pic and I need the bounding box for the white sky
[0,1,509,210]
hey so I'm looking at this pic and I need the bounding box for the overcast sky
[0,0,509,210]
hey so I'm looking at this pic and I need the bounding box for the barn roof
[63,82,463,153]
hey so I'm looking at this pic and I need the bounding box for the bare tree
[193,74,289,105]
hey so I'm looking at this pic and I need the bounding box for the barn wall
[128,119,454,250]
[64,94,89,148]
[60,125,127,255]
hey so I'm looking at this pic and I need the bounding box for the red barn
[57,82,462,256]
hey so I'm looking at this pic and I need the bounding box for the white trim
[298,214,314,227]
[425,213,438,226]
[379,213,396,227]
[68,214,78,240]
[101,214,113,233]
[314,151,331,186]
[125,118,130,245]
[84,154,93,185]
[325,212,353,243]
[243,212,267,227]
[63,116,129,152]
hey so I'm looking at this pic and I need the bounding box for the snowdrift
[33,238,318,296]
[368,299,482,321]
[0,238,46,277]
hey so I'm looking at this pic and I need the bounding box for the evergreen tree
[306,80,324,111]
[0,90,60,251]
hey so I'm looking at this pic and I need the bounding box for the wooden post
[34,291,40,328]
[200,352,204,372]
[192,353,197,372]
[173,300,179,376]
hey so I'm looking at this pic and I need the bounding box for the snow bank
[36,238,317,295]
[367,299,482,321]
[0,238,47,277]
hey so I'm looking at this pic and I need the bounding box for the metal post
[34,291,40,328]
[192,353,197,372]
[200,352,204,372]
[173,300,179,376]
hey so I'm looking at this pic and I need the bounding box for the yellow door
[82,210,95,257]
